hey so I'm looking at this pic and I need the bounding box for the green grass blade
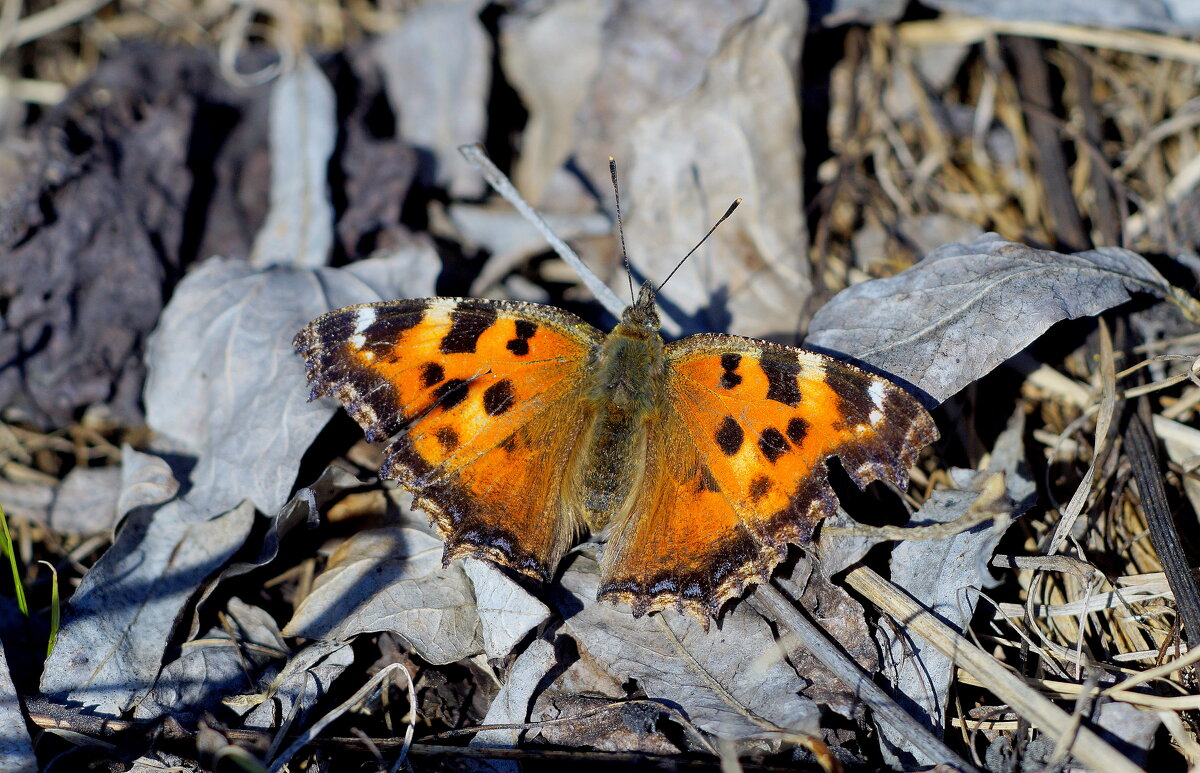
[0,504,27,616]
[39,560,59,657]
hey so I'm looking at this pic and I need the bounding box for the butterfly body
[576,284,665,530]
[295,284,937,624]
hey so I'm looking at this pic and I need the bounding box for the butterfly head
[620,281,661,332]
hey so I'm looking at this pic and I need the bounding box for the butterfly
[294,279,938,625]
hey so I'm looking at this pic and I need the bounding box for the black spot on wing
[786,417,809,445]
[435,426,459,451]
[506,319,538,357]
[432,378,469,409]
[440,305,498,354]
[821,364,874,429]
[420,362,445,388]
[483,379,516,416]
[719,353,742,389]
[301,304,425,351]
[758,427,790,463]
[761,352,802,406]
[749,475,772,502]
[715,416,744,456]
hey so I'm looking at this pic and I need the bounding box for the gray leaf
[250,54,335,269]
[241,640,355,730]
[624,0,810,338]
[116,445,179,520]
[0,645,35,772]
[463,559,551,660]
[185,465,365,640]
[375,0,490,197]
[806,234,1171,403]
[134,598,285,722]
[1095,700,1158,765]
[49,465,122,536]
[283,527,484,665]
[143,251,431,517]
[556,554,818,740]
[470,638,557,749]
[875,411,1028,767]
[38,499,255,715]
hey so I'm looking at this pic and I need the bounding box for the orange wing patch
[599,334,938,619]
[598,408,771,620]
[412,398,590,580]
[294,298,603,578]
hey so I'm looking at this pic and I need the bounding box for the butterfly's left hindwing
[599,334,938,620]
[294,298,604,579]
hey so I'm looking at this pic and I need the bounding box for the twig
[1009,36,1088,251]
[458,144,626,318]
[267,662,415,773]
[1125,400,1200,645]
[755,585,979,772]
[844,566,1144,773]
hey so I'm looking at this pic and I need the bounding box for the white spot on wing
[352,307,376,335]
[868,381,886,411]
[868,409,883,425]
[349,333,367,348]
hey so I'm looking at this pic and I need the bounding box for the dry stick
[458,144,626,319]
[1008,36,1089,251]
[1065,44,1121,246]
[843,566,1144,773]
[756,586,979,772]
[899,18,1200,66]
[1125,400,1200,645]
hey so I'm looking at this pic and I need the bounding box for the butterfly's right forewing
[295,297,604,579]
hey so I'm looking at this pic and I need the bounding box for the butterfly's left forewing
[295,298,604,579]
[599,334,937,621]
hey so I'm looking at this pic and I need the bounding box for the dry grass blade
[267,662,417,773]
[756,585,978,771]
[845,566,1144,773]
[897,18,1200,65]
[1047,320,1116,553]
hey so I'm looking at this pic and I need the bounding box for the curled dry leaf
[48,466,122,536]
[374,0,490,197]
[469,638,557,749]
[250,53,335,270]
[133,599,285,723]
[283,527,485,665]
[555,553,819,742]
[624,0,811,338]
[143,252,434,517]
[504,0,759,206]
[0,48,262,429]
[807,234,1174,403]
[462,559,552,661]
[39,498,255,715]
[240,640,355,731]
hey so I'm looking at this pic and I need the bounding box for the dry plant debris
[0,2,1199,772]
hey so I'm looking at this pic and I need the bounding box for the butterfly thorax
[575,287,667,531]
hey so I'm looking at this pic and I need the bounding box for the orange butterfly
[294,279,937,624]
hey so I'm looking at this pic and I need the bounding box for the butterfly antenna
[610,157,635,304]
[657,198,742,295]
